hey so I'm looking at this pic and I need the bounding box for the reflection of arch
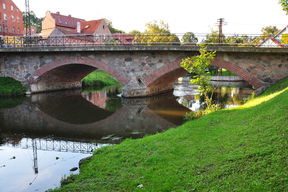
[30,57,130,84]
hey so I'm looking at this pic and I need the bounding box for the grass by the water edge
[82,70,121,88]
[0,77,27,96]
[53,79,288,192]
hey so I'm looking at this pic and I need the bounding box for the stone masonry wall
[0,48,288,97]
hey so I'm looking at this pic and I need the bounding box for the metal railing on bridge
[0,33,285,48]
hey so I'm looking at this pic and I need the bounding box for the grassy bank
[54,79,288,192]
[82,70,121,88]
[0,77,26,96]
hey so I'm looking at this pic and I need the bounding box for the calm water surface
[0,82,253,192]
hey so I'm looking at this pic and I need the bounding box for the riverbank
[82,70,121,88]
[53,78,288,192]
[0,77,26,96]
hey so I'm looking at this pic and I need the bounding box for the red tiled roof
[51,12,85,29]
[81,19,105,34]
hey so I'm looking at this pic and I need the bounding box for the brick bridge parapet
[0,46,288,97]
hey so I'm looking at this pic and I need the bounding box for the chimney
[77,22,81,33]
[56,11,60,14]
[68,14,71,17]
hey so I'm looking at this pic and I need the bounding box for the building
[0,0,24,36]
[258,26,288,48]
[41,11,111,39]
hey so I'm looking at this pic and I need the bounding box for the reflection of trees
[0,97,26,109]
[105,96,122,112]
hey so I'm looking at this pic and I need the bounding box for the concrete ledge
[1,45,288,53]
[210,76,244,81]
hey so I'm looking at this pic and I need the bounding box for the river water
[0,81,253,192]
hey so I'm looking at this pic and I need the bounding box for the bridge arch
[143,57,264,96]
[212,58,263,89]
[29,57,130,93]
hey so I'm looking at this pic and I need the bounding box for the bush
[0,77,27,96]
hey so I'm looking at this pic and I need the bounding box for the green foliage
[180,44,216,75]
[181,44,217,113]
[279,0,288,12]
[129,30,141,34]
[51,78,288,192]
[252,26,280,45]
[181,32,198,44]
[134,20,180,45]
[184,103,220,120]
[105,19,125,34]
[82,70,121,88]
[0,97,25,108]
[23,11,42,33]
[205,30,224,44]
[0,77,27,96]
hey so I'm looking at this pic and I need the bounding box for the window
[103,25,105,29]
[17,27,20,34]
[0,25,2,32]
[11,5,13,11]
[4,13,7,21]
[17,16,19,23]
[11,15,14,22]
[2,3,6,9]
[12,26,15,33]
[4,25,8,33]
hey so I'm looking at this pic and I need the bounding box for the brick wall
[0,0,24,36]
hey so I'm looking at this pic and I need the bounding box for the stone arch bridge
[1,46,288,97]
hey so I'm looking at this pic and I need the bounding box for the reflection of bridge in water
[5,138,106,154]
[3,136,108,174]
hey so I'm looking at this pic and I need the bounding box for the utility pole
[25,0,31,36]
[217,18,224,44]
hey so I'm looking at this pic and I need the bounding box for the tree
[129,30,141,34]
[204,30,225,44]
[181,44,218,119]
[22,11,42,33]
[261,26,279,38]
[134,20,180,45]
[279,0,288,13]
[105,19,125,34]
[252,26,279,45]
[181,32,198,44]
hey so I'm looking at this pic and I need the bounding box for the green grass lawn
[82,70,121,88]
[53,79,288,192]
[0,77,27,96]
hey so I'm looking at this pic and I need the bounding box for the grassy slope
[0,77,26,96]
[82,70,120,88]
[54,79,288,192]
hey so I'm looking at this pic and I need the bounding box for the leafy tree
[261,26,279,38]
[181,44,218,119]
[181,32,198,44]
[181,44,216,102]
[134,20,180,45]
[252,26,279,45]
[279,0,288,13]
[204,30,225,44]
[105,19,125,34]
[129,30,141,34]
[22,11,42,33]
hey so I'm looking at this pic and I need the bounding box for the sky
[13,0,288,35]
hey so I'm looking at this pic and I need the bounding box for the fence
[0,33,285,48]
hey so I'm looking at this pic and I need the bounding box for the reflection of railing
[5,138,108,154]
[0,33,285,48]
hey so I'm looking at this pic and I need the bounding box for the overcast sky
[13,0,288,35]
